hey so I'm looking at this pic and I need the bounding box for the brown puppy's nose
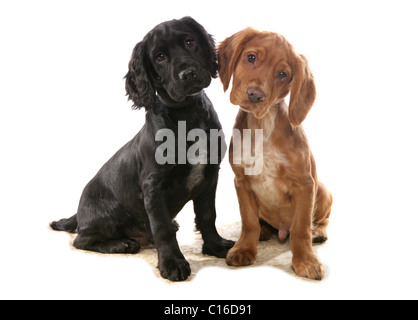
[247,87,266,104]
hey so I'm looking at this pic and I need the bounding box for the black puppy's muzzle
[174,63,210,91]
[165,62,212,102]
[178,68,197,81]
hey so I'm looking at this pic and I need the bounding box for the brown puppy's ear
[218,28,258,92]
[288,54,316,127]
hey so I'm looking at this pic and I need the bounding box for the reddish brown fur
[219,28,332,280]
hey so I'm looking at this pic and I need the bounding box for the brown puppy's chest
[240,106,294,231]
[248,147,293,231]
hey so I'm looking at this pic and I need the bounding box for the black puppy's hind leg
[193,185,235,258]
[50,214,78,233]
[52,217,140,253]
[69,208,140,254]
[73,234,140,254]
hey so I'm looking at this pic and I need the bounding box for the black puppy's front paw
[203,237,235,258]
[159,257,191,282]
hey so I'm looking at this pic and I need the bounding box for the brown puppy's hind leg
[259,219,276,241]
[312,182,332,244]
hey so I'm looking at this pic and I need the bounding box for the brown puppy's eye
[277,71,287,80]
[246,54,256,64]
[185,39,195,49]
[155,53,167,63]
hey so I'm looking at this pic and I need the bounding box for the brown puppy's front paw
[292,255,324,280]
[226,247,256,266]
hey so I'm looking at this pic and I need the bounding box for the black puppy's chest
[154,163,207,219]
[153,97,218,164]
[150,99,219,204]
[163,100,212,131]
[156,123,212,193]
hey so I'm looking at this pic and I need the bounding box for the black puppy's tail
[50,214,78,233]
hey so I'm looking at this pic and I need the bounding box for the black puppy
[51,17,234,281]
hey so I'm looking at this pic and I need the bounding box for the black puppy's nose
[247,87,266,104]
[179,68,197,81]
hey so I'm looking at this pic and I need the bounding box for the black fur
[51,17,234,282]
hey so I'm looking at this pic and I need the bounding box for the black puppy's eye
[277,71,288,80]
[185,39,195,49]
[246,54,257,64]
[155,53,167,63]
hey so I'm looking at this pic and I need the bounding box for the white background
[1,0,418,300]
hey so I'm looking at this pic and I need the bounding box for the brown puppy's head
[218,28,316,126]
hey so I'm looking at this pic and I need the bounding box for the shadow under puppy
[218,28,332,280]
[51,17,234,282]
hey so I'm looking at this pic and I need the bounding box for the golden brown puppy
[219,28,332,280]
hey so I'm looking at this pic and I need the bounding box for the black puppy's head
[125,17,218,110]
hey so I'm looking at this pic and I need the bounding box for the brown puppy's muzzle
[236,86,273,119]
[247,87,266,104]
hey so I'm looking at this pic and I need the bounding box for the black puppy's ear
[180,17,218,78]
[125,41,155,111]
